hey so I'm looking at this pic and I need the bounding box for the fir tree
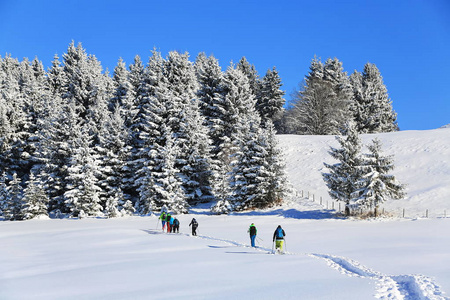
[96,107,130,212]
[137,127,188,214]
[194,53,225,158]
[236,57,260,98]
[257,67,285,127]
[64,129,103,218]
[0,172,8,218]
[290,57,352,135]
[353,63,399,133]
[21,172,49,220]
[356,138,405,215]
[4,173,23,220]
[260,121,290,206]
[162,51,213,205]
[322,122,364,215]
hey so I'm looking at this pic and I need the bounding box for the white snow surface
[1,128,450,300]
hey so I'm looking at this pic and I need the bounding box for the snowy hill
[1,128,450,300]
[278,128,450,218]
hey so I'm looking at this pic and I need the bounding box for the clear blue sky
[1,0,449,130]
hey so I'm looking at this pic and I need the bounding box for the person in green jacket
[159,212,167,231]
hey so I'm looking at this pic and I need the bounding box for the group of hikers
[248,223,286,253]
[158,210,286,253]
[159,211,198,236]
[159,211,180,233]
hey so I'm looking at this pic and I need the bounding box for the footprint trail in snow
[174,231,449,300]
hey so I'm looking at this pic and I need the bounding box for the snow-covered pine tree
[211,65,269,212]
[0,55,29,178]
[47,54,65,96]
[229,116,278,210]
[0,172,8,218]
[210,64,254,213]
[96,106,130,214]
[257,67,285,128]
[137,126,188,214]
[322,121,364,215]
[353,63,399,133]
[0,56,16,177]
[111,58,137,124]
[132,50,167,213]
[162,51,214,205]
[260,121,290,206]
[64,127,103,218]
[236,57,260,100]
[34,87,72,214]
[290,57,352,135]
[61,41,111,135]
[105,58,137,204]
[16,57,52,180]
[323,57,353,128]
[194,53,225,159]
[4,173,23,220]
[21,171,49,220]
[356,138,405,215]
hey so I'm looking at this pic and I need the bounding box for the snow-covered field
[1,128,449,299]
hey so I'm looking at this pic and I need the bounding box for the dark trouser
[192,226,197,236]
[173,225,179,233]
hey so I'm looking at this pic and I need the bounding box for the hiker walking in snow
[273,225,286,253]
[160,212,167,231]
[173,218,180,233]
[248,223,257,247]
[189,218,198,236]
[169,215,175,233]
[166,213,172,233]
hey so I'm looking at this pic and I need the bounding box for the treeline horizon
[0,41,399,221]
[0,41,289,221]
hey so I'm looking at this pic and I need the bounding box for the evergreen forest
[0,42,398,220]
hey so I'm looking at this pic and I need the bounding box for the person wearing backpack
[173,218,180,233]
[159,212,167,231]
[166,213,172,233]
[248,223,257,247]
[189,218,198,236]
[273,225,286,253]
[169,215,175,233]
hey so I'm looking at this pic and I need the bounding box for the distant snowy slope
[440,124,450,129]
[278,128,450,217]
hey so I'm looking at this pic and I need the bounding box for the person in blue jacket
[248,223,257,247]
[169,215,175,233]
[273,225,286,253]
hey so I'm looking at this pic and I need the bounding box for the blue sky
[1,0,449,130]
